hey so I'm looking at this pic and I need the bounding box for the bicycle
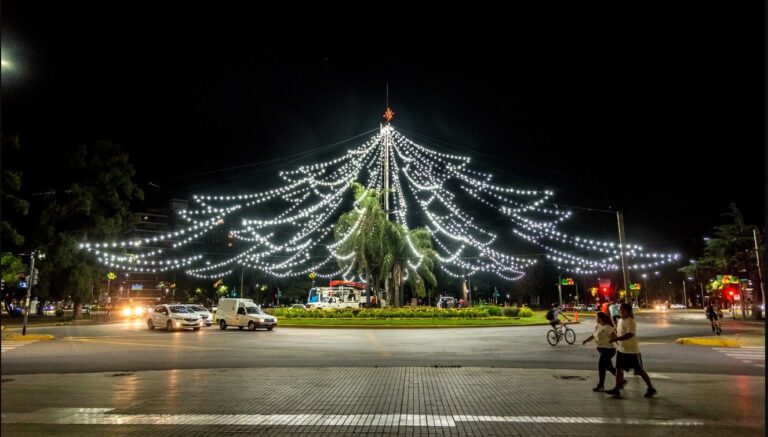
[547,322,576,346]
[709,316,722,335]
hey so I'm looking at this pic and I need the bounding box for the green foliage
[273,307,499,319]
[1,135,29,249]
[1,252,25,285]
[679,203,763,282]
[502,307,519,317]
[33,140,143,317]
[334,182,438,306]
[486,305,502,316]
[518,306,534,317]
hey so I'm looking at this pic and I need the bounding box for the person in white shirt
[605,303,657,399]
[582,311,617,391]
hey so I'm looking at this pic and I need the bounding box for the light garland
[79,124,678,282]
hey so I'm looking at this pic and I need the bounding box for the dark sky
[2,3,765,265]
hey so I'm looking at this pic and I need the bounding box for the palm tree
[391,226,438,307]
[334,182,438,306]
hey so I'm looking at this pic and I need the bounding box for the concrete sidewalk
[1,367,764,436]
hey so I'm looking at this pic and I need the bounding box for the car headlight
[134,307,144,316]
[122,308,131,317]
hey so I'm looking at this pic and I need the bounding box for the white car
[670,303,686,309]
[147,304,203,331]
[184,304,213,326]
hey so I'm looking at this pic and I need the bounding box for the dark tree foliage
[33,140,143,318]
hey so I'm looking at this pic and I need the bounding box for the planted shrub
[487,306,502,316]
[518,307,534,317]
[502,307,519,317]
[55,308,65,317]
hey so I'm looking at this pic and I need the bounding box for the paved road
[1,311,764,375]
[2,311,763,436]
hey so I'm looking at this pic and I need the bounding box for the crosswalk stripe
[1,408,707,427]
[713,347,764,368]
[0,340,39,353]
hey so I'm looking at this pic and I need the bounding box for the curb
[675,336,763,347]
[6,333,54,341]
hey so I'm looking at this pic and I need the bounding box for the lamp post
[22,250,37,336]
[641,273,649,309]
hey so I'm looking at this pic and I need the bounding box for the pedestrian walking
[608,300,620,325]
[582,311,616,391]
[601,300,609,315]
[605,303,657,399]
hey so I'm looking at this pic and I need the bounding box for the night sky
[2,3,764,269]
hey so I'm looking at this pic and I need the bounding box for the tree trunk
[72,302,83,320]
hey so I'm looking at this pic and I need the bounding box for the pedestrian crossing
[0,340,38,353]
[713,347,765,368]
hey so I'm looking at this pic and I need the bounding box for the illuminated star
[383,107,395,122]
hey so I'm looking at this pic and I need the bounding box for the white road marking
[0,408,706,427]
[713,347,765,368]
[0,340,38,353]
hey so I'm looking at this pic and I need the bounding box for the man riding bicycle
[705,303,722,335]
[547,303,571,334]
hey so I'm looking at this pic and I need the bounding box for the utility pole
[617,211,631,303]
[754,228,764,318]
[240,267,244,299]
[22,250,35,336]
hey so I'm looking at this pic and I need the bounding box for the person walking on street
[582,311,617,391]
[605,303,657,399]
[608,300,620,326]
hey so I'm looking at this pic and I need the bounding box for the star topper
[383,107,395,123]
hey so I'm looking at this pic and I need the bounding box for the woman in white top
[582,311,616,391]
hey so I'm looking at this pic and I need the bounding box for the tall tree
[334,182,437,306]
[391,226,438,306]
[334,182,393,304]
[1,135,31,311]
[679,203,764,297]
[33,140,143,318]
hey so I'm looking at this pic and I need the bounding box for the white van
[216,298,277,331]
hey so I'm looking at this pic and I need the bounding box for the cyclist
[705,303,721,335]
[546,303,571,335]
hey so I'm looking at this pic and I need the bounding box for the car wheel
[147,319,154,330]
[267,326,274,331]
[166,320,174,331]
[219,320,227,330]
[248,321,256,331]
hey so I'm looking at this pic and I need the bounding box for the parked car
[670,303,686,309]
[290,304,307,309]
[184,304,213,326]
[147,304,203,331]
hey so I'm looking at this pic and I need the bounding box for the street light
[641,273,649,309]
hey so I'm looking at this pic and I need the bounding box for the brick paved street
[2,367,764,436]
